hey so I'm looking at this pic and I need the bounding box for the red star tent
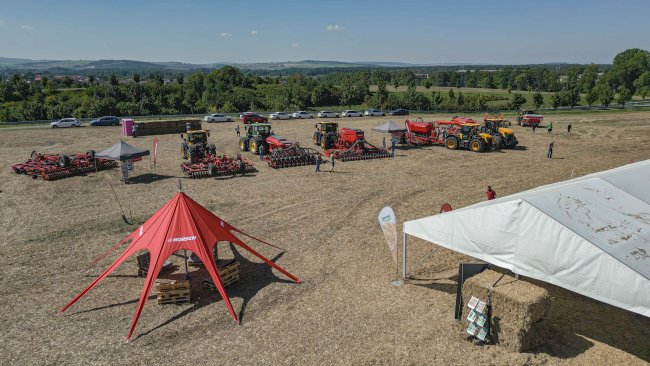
[59,192,300,339]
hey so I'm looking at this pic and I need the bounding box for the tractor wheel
[469,139,481,152]
[207,144,216,155]
[249,139,258,154]
[239,138,249,151]
[208,163,217,177]
[445,137,458,150]
[59,155,70,168]
[492,136,503,150]
[312,132,319,146]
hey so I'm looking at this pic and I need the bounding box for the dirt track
[1,111,649,365]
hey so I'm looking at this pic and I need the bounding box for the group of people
[315,154,335,173]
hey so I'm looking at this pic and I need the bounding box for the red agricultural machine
[11,150,118,180]
[240,123,320,168]
[516,110,544,127]
[320,126,391,161]
[180,154,255,178]
[396,118,494,152]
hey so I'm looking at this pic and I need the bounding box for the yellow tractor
[181,129,215,161]
[312,122,339,149]
[440,121,494,152]
[483,113,518,149]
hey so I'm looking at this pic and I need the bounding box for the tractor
[312,122,339,149]
[482,113,518,149]
[438,121,493,153]
[239,123,273,154]
[181,129,215,162]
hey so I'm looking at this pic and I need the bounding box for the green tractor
[312,121,339,149]
[181,129,215,161]
[239,123,272,154]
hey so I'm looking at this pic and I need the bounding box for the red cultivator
[323,128,391,161]
[265,143,320,169]
[11,151,118,180]
[180,154,256,178]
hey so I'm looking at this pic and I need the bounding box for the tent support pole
[402,232,407,281]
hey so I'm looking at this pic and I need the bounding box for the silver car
[50,118,81,128]
[270,112,293,120]
[292,111,313,119]
[342,110,363,117]
[318,111,340,118]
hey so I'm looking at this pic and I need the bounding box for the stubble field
[1,111,649,365]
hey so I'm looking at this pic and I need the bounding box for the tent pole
[402,232,407,281]
[184,250,189,280]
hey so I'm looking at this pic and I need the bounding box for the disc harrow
[11,151,118,180]
[180,154,256,178]
[264,144,320,169]
[324,140,391,162]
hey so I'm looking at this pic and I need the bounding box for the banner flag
[378,206,398,263]
[153,138,159,166]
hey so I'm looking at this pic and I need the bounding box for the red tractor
[323,127,391,161]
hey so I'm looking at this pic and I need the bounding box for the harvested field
[1,111,649,365]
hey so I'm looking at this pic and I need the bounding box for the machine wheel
[207,144,216,155]
[208,163,217,176]
[445,137,458,150]
[312,132,320,146]
[492,136,503,149]
[249,139,259,154]
[239,138,249,151]
[59,155,70,168]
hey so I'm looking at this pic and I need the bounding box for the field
[1,111,649,365]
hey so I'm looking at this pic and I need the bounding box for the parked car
[389,108,409,116]
[364,109,385,116]
[292,111,314,119]
[89,116,120,126]
[50,118,81,128]
[270,112,293,120]
[318,111,340,118]
[342,110,363,117]
[239,111,255,118]
[203,114,233,123]
[241,113,268,124]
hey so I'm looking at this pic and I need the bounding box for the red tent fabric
[59,192,300,340]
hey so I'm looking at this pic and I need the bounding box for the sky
[0,0,649,65]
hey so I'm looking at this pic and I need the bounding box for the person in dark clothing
[329,154,335,173]
[532,124,536,133]
[547,141,554,159]
[567,124,572,134]
[235,125,240,136]
[486,186,496,200]
[391,137,396,158]
[259,144,266,160]
[315,154,321,172]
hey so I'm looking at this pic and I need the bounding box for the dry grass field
[1,111,649,365]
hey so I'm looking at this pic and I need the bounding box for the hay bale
[462,269,550,352]
[134,119,201,136]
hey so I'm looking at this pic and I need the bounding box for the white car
[50,118,81,128]
[364,109,385,116]
[292,111,313,119]
[342,110,363,117]
[318,111,340,118]
[270,112,292,120]
[203,114,233,123]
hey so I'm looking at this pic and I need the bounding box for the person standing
[382,136,386,149]
[567,124,572,134]
[391,137,396,158]
[259,144,266,160]
[486,186,496,200]
[547,121,553,134]
[532,124,536,133]
[329,154,335,173]
[235,125,240,137]
[547,141,554,159]
[315,154,321,172]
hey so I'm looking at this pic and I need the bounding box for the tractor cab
[184,130,209,145]
[246,123,272,138]
[313,122,339,148]
[483,113,517,149]
[240,123,273,154]
[180,129,213,160]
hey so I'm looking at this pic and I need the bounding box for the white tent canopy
[403,159,650,317]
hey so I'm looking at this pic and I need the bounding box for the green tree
[551,92,562,109]
[62,76,74,88]
[581,63,599,93]
[88,75,95,85]
[448,88,455,102]
[510,93,527,110]
[610,48,650,93]
[133,73,141,83]
[596,82,615,107]
[176,74,184,84]
[616,87,632,107]
[585,89,599,106]
[456,91,464,108]
[633,71,650,99]
[533,92,544,109]
[423,79,432,89]
[110,74,119,86]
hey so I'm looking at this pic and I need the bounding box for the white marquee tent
[403,159,650,317]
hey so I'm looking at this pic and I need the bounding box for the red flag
[153,138,159,166]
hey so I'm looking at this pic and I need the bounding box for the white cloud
[291,42,300,48]
[325,24,344,32]
[219,32,232,38]
[21,24,34,31]
[250,30,258,35]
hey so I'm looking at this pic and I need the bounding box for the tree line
[1,48,649,122]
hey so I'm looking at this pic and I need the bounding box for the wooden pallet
[155,279,191,305]
[202,261,240,291]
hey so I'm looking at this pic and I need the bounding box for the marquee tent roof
[60,192,300,339]
[371,121,407,133]
[403,159,650,317]
[95,140,150,161]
